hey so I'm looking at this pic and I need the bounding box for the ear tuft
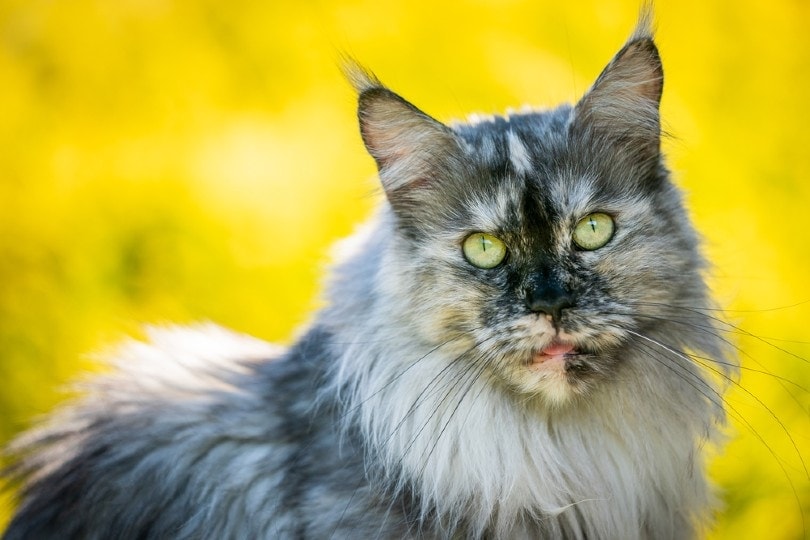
[630,2,656,41]
[341,59,384,95]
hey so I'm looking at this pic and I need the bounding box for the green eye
[462,232,507,269]
[573,213,615,250]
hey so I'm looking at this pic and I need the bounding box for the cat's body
[3,15,734,540]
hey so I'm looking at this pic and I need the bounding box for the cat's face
[354,36,709,404]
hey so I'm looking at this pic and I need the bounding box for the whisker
[618,305,810,423]
[337,337,465,416]
[326,334,481,540]
[397,344,496,466]
[631,299,810,314]
[629,338,779,466]
[627,329,808,473]
[628,335,726,414]
[626,330,808,536]
[329,331,498,538]
[327,480,361,540]
[400,346,499,533]
[629,301,809,365]
[622,312,810,395]
[417,347,498,468]
[376,343,481,461]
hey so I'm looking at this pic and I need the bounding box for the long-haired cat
[2,12,737,539]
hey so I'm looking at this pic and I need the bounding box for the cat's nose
[525,281,574,321]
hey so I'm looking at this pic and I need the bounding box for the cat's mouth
[530,340,580,371]
[513,337,604,402]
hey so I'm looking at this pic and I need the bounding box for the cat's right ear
[346,65,465,208]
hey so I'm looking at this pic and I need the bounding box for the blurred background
[0,0,807,536]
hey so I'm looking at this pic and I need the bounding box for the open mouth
[531,340,579,366]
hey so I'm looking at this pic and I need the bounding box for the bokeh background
[0,0,807,537]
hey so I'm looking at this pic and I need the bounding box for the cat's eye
[573,213,615,250]
[462,233,507,269]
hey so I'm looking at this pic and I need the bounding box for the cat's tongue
[532,342,576,370]
[540,342,575,356]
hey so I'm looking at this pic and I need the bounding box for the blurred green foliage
[0,0,807,536]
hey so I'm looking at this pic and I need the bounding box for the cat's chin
[522,355,584,406]
[517,367,579,406]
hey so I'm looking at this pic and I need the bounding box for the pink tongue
[541,342,575,356]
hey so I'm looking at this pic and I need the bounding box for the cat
[2,11,737,540]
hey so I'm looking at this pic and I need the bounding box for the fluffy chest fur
[333,331,716,538]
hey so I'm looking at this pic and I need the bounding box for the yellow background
[0,0,807,537]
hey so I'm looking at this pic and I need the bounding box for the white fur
[507,129,533,174]
[333,323,716,538]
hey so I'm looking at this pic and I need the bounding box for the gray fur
[3,14,735,540]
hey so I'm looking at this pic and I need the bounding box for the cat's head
[349,20,711,405]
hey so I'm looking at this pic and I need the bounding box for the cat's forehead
[451,107,604,230]
[452,106,570,165]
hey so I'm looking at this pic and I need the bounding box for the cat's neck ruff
[332,323,719,538]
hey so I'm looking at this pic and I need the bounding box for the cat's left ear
[571,17,663,157]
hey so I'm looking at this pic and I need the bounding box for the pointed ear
[572,19,663,155]
[347,66,465,200]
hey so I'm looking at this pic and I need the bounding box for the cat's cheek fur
[374,254,475,359]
